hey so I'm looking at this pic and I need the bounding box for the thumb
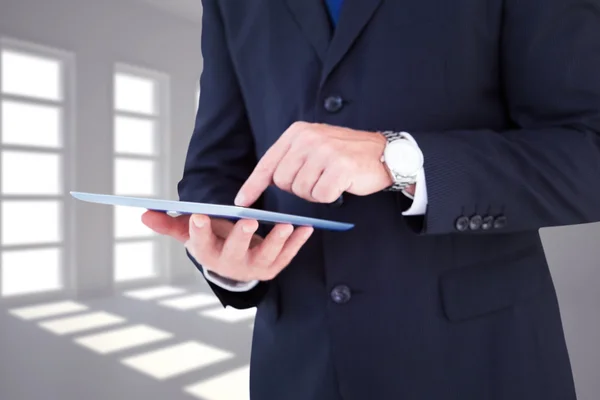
[142,211,190,243]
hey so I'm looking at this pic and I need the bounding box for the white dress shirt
[202,133,428,291]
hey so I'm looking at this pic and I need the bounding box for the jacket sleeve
[404,0,600,235]
[178,0,268,309]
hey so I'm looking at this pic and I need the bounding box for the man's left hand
[234,122,395,206]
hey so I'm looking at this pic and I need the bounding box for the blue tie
[325,0,344,26]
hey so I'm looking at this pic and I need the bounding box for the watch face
[384,140,424,176]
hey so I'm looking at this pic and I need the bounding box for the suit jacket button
[481,215,494,230]
[331,285,351,304]
[324,96,344,113]
[469,215,483,230]
[455,216,470,232]
[493,215,507,229]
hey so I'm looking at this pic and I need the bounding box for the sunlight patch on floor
[184,365,250,400]
[121,340,234,380]
[9,301,88,320]
[74,324,173,354]
[123,286,186,300]
[38,311,125,335]
[199,307,257,323]
[158,293,219,310]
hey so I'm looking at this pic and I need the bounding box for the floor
[0,283,255,400]
[1,276,598,400]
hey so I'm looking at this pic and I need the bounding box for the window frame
[112,63,171,289]
[0,37,77,304]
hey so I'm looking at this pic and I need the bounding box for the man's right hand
[141,211,314,282]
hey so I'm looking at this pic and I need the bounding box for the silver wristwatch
[380,131,424,192]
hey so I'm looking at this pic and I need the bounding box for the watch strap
[381,130,406,143]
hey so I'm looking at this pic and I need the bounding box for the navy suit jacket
[179,0,600,399]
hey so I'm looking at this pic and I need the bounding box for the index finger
[234,135,292,207]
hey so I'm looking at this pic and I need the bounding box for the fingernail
[193,216,205,228]
[242,223,255,233]
[234,193,245,206]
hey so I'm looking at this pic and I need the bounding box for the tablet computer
[70,192,354,232]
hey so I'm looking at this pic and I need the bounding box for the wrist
[403,184,416,198]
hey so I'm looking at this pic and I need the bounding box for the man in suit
[143,0,600,398]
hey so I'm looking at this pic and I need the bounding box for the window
[0,39,74,297]
[113,65,169,283]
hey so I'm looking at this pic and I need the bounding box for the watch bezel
[383,137,424,178]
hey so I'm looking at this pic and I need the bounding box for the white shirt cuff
[202,266,260,292]
[398,132,428,216]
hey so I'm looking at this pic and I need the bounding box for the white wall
[0,0,204,298]
[542,224,600,400]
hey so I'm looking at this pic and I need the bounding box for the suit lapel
[320,0,384,85]
[284,0,332,63]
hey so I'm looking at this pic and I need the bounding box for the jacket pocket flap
[440,246,550,322]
